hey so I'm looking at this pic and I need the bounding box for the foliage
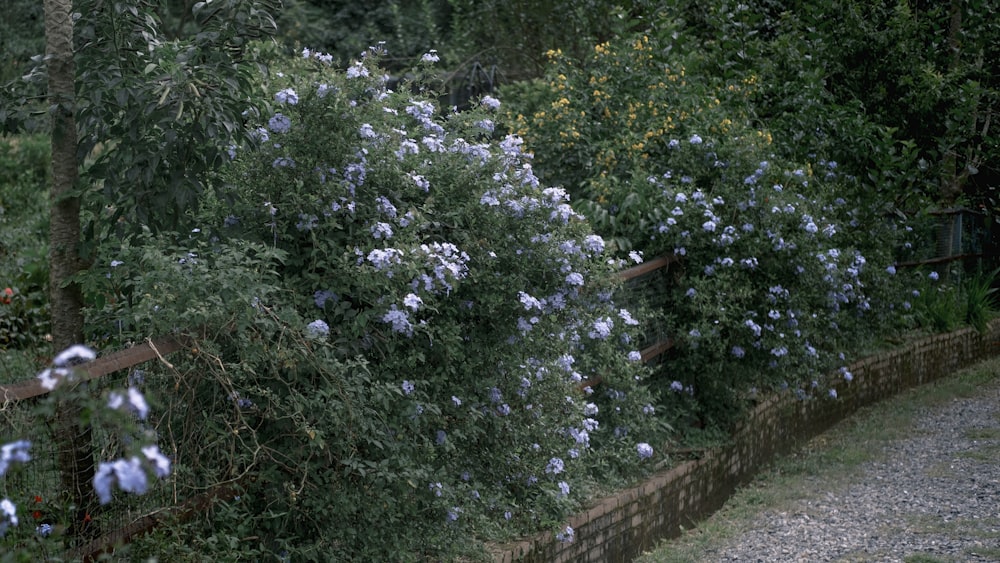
[0,135,51,351]
[0,1,44,93]
[274,0,450,71]
[671,0,1000,210]
[78,49,667,559]
[907,265,999,335]
[504,22,912,430]
[1,0,281,242]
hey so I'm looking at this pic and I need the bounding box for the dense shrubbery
[75,49,666,559]
[504,22,916,430]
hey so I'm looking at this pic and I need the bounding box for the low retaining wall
[495,321,1000,562]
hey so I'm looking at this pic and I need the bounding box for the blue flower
[545,457,564,475]
[314,290,337,308]
[588,317,614,340]
[371,222,394,240]
[306,320,330,339]
[689,134,703,144]
[929,271,939,281]
[481,95,501,110]
[274,88,299,105]
[0,498,17,532]
[53,345,96,367]
[402,380,415,395]
[403,293,423,311]
[0,440,31,476]
[382,306,414,336]
[346,62,369,78]
[618,308,640,326]
[268,113,291,133]
[583,234,605,254]
[421,50,440,63]
[637,442,653,459]
[558,481,570,497]
[94,457,148,504]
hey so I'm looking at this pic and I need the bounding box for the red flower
[0,288,12,305]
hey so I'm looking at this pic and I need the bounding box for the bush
[503,23,911,431]
[82,47,666,560]
[0,134,50,351]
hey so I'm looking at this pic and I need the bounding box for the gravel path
[701,380,1000,562]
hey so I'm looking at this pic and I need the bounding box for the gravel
[701,382,1000,562]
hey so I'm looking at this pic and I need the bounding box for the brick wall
[493,321,1000,562]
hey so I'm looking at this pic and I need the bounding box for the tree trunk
[45,0,97,544]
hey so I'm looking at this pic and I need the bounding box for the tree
[44,0,98,544]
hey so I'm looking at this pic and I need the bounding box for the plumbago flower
[626,134,907,420]
[213,47,664,549]
[1,346,171,538]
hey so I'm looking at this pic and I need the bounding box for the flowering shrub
[505,26,911,430]
[81,47,664,559]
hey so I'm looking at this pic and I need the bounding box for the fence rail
[1,334,188,402]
